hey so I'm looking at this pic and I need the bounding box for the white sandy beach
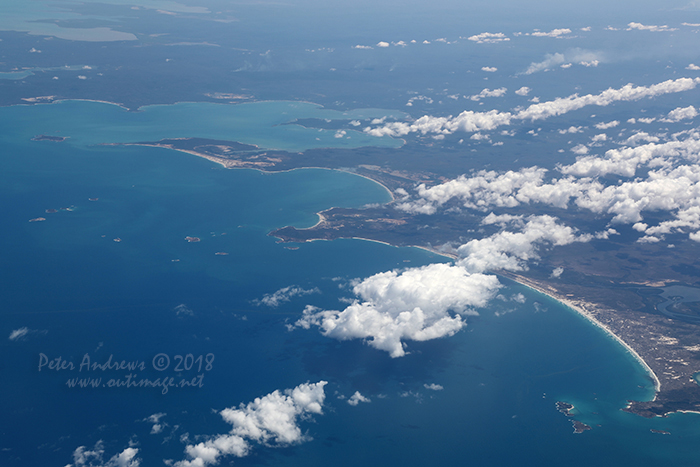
[511,276,661,394]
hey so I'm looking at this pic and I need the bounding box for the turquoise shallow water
[1,101,700,467]
[2,99,404,151]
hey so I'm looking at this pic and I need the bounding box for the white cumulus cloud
[364,78,700,139]
[294,263,501,358]
[396,128,700,242]
[523,49,602,74]
[531,28,572,37]
[468,32,509,44]
[663,105,698,122]
[347,391,371,406]
[470,87,507,101]
[254,286,320,307]
[66,441,140,467]
[595,120,619,129]
[627,22,677,32]
[174,381,327,467]
[457,215,593,273]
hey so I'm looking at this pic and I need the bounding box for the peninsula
[118,136,700,417]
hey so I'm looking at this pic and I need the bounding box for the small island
[32,135,67,142]
[185,236,200,243]
[556,401,592,433]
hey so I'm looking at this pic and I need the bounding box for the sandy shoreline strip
[122,144,397,201]
[104,141,662,395]
[509,275,661,394]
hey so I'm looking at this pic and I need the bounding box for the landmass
[555,401,592,433]
[571,420,592,434]
[96,136,700,417]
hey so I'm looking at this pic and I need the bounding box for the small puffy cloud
[558,126,583,134]
[174,304,194,316]
[550,267,564,278]
[66,441,140,467]
[294,263,501,358]
[424,383,444,391]
[511,293,526,303]
[481,66,497,72]
[470,132,490,141]
[353,45,372,49]
[627,22,677,32]
[595,120,619,129]
[523,48,602,74]
[174,381,327,467]
[143,413,168,434]
[515,86,531,96]
[349,120,361,126]
[663,105,697,122]
[9,327,29,341]
[376,41,390,48]
[8,327,46,341]
[591,133,607,142]
[571,144,589,154]
[254,286,320,307]
[78,75,87,80]
[523,52,563,74]
[531,28,572,38]
[468,32,509,44]
[347,391,371,406]
[623,131,659,145]
[687,64,700,71]
[334,130,347,138]
[470,87,507,101]
[29,47,41,53]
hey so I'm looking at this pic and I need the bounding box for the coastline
[114,138,682,411]
[504,273,661,394]
[119,143,397,202]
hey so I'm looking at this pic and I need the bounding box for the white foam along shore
[509,275,661,394]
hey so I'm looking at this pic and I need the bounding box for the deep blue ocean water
[2,101,700,467]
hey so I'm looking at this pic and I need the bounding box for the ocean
[1,100,700,467]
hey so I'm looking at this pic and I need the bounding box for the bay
[1,101,699,467]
